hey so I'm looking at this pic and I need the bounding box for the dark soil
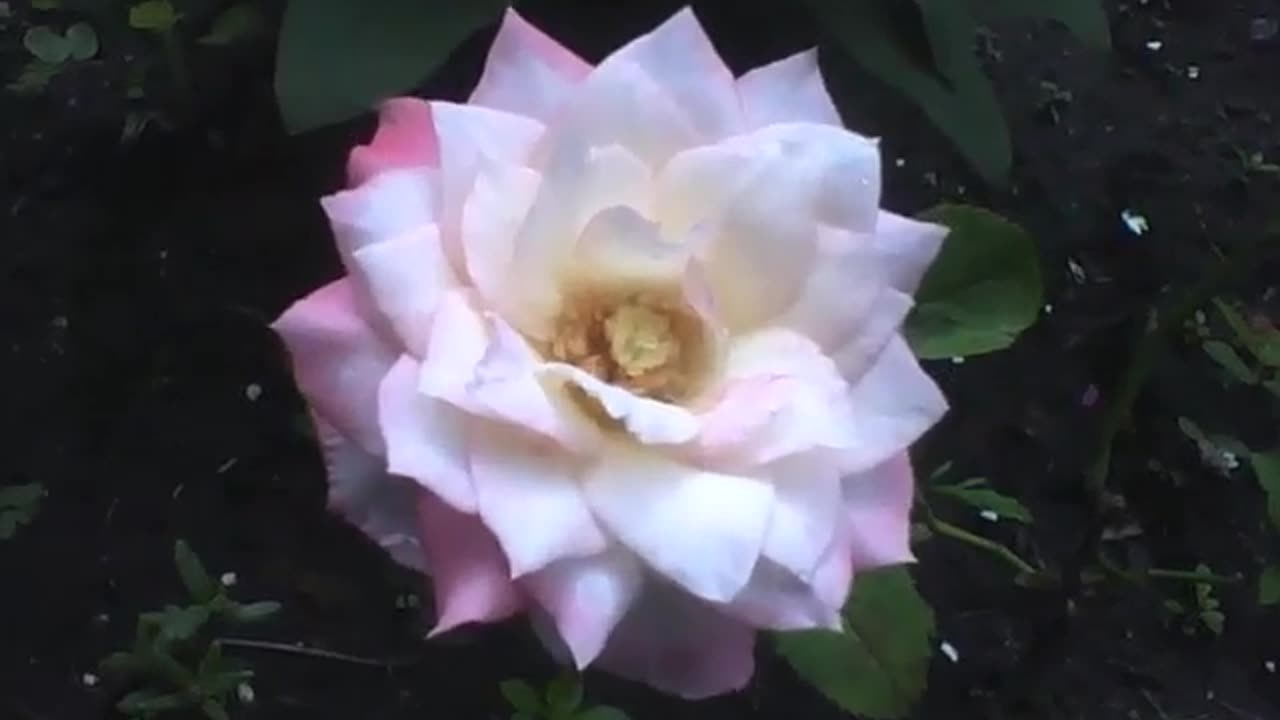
[3,0,1279,718]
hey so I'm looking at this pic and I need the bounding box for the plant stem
[1096,549,1243,586]
[915,490,1043,578]
[213,638,415,669]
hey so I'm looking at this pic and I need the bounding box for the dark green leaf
[545,674,583,714]
[118,689,191,714]
[500,679,542,714]
[905,204,1042,358]
[966,0,1111,49]
[32,0,61,9]
[23,26,71,64]
[99,651,145,675]
[129,0,178,32]
[143,604,211,642]
[1259,565,1280,607]
[65,22,99,60]
[0,482,45,539]
[174,540,219,603]
[1214,299,1280,368]
[199,4,265,46]
[776,566,935,719]
[932,482,1033,523]
[803,0,1011,183]
[225,600,282,623]
[274,0,506,133]
[7,60,62,94]
[1202,340,1258,384]
[575,708,631,720]
[1249,449,1280,529]
[202,699,231,720]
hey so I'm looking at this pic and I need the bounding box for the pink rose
[273,7,948,699]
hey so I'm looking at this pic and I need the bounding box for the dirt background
[2,0,1279,718]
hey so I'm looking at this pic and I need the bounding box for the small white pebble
[244,383,262,401]
[1121,209,1150,236]
[236,683,256,703]
[1067,258,1087,283]
[1186,65,1200,79]
[220,572,237,587]
[979,510,1000,523]
[1264,660,1276,673]
[82,672,99,687]
[1146,39,1164,51]
[894,157,906,168]
[216,457,238,474]
[51,315,68,329]
[1043,303,1054,314]
[940,641,960,663]
[1206,690,1215,701]
[950,356,965,365]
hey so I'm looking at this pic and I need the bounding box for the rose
[272,6,948,699]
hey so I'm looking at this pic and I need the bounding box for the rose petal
[842,451,917,569]
[470,421,608,577]
[314,414,426,572]
[769,225,888,350]
[593,583,755,699]
[348,98,440,186]
[736,49,841,129]
[470,9,591,121]
[542,363,701,446]
[572,205,689,284]
[460,163,541,323]
[829,288,914,382]
[523,547,643,668]
[837,337,948,475]
[583,443,773,603]
[272,279,396,454]
[605,7,742,140]
[760,453,843,580]
[417,491,523,634]
[321,168,436,264]
[350,224,455,354]
[873,211,949,294]
[723,558,841,631]
[377,354,475,513]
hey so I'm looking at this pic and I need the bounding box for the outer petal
[348,98,440,186]
[736,50,842,129]
[829,288,915,381]
[377,355,475,513]
[321,168,436,264]
[522,548,643,668]
[723,558,841,631]
[315,414,425,572]
[469,9,592,121]
[836,337,948,475]
[350,225,454,354]
[582,443,773,603]
[592,583,755,699]
[769,225,888,350]
[417,491,523,634]
[873,211,949,295]
[760,453,843,580]
[272,279,396,454]
[460,163,541,323]
[470,422,609,577]
[604,7,742,140]
[841,451,917,569]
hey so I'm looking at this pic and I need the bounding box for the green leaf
[129,0,178,32]
[1265,378,1280,400]
[576,708,631,720]
[966,0,1111,49]
[32,0,61,10]
[174,539,219,603]
[1202,340,1258,384]
[776,566,935,719]
[199,4,265,46]
[500,679,542,714]
[1249,449,1280,529]
[932,482,1033,523]
[118,689,191,714]
[1213,298,1280,368]
[23,26,71,64]
[904,204,1042,358]
[143,604,211,642]
[7,60,62,94]
[65,22,99,61]
[1259,565,1280,607]
[0,482,45,540]
[201,700,231,720]
[545,674,583,715]
[225,600,282,623]
[274,0,506,134]
[803,0,1011,183]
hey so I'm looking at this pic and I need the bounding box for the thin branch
[213,638,416,669]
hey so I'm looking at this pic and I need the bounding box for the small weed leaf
[23,26,71,63]
[1259,565,1280,606]
[0,482,45,539]
[545,673,584,715]
[933,482,1034,523]
[1249,450,1280,529]
[199,4,264,45]
[130,0,178,32]
[65,22,98,61]
[500,679,543,714]
[174,539,220,603]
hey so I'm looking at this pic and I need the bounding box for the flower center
[548,284,710,404]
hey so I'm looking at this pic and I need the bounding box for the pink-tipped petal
[470,422,609,578]
[417,492,523,634]
[836,337,948,475]
[873,211,949,294]
[736,50,842,129]
[842,452,917,569]
[470,9,591,121]
[583,444,773,603]
[350,224,454,354]
[594,583,756,699]
[523,548,644,668]
[723,558,841,631]
[377,355,475,513]
[348,98,440,186]
[272,279,396,455]
[604,7,742,140]
[315,414,426,572]
[321,168,437,265]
